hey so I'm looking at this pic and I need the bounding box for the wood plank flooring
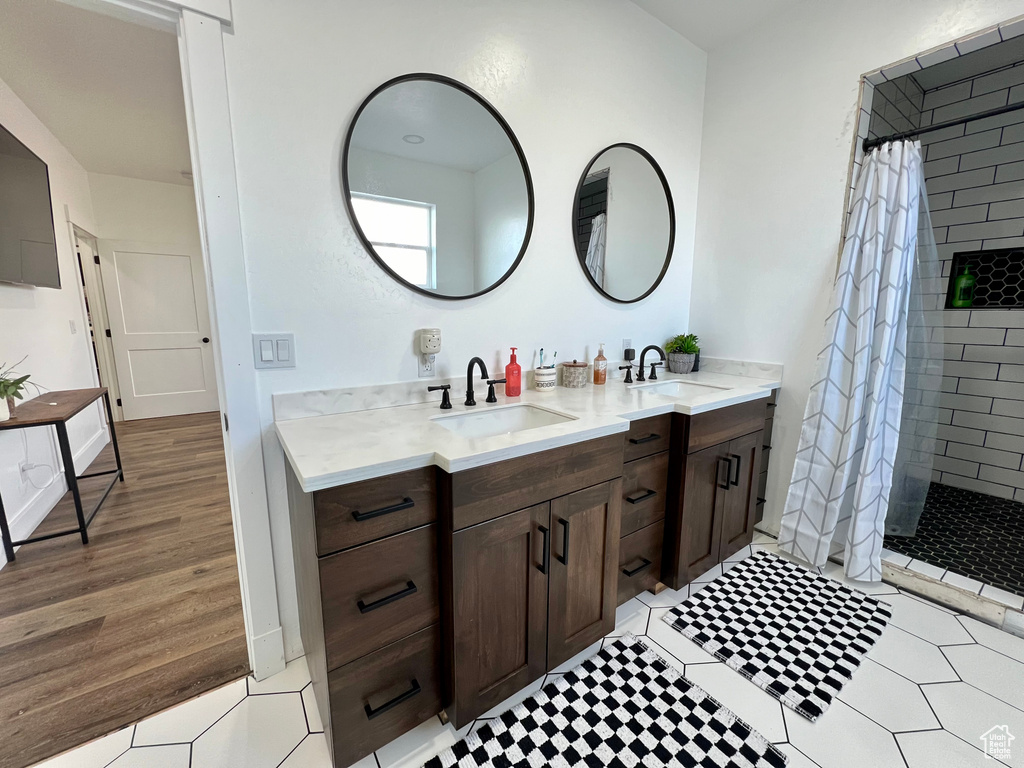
[0,412,248,768]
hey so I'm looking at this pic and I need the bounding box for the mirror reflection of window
[344,77,532,299]
[351,193,436,289]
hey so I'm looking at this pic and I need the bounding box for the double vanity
[276,364,780,768]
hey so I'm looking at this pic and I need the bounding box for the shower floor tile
[884,482,1024,598]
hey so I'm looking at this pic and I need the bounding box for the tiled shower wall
[918,63,1024,501]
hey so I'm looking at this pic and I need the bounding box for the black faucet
[428,384,452,410]
[636,345,667,382]
[465,357,489,406]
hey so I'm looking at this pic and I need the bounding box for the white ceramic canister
[534,367,557,392]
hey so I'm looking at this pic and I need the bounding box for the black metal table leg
[0,491,15,563]
[56,422,89,545]
[103,392,124,482]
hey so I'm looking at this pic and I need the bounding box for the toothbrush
[550,351,557,368]
[540,348,544,368]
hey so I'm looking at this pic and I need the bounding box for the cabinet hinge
[223,413,229,432]
[94,254,100,265]
[116,398,122,407]
[105,329,111,338]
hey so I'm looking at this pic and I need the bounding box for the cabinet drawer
[328,624,442,768]
[687,399,768,453]
[620,452,668,537]
[617,520,664,605]
[623,415,672,462]
[320,524,439,671]
[450,434,623,530]
[313,467,437,556]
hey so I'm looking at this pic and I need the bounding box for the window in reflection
[351,193,436,288]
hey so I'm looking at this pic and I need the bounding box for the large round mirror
[343,74,534,299]
[573,143,674,303]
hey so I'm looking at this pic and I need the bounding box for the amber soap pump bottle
[505,347,522,397]
[593,343,608,385]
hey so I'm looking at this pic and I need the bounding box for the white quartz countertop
[275,369,780,493]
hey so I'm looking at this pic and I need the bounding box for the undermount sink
[634,380,731,398]
[432,404,576,439]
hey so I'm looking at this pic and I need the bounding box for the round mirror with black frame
[572,143,675,303]
[342,73,534,300]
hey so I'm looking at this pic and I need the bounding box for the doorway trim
[59,0,286,680]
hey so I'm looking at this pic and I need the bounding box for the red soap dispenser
[505,347,522,397]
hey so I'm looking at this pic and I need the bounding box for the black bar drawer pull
[729,454,741,487]
[625,488,657,505]
[364,678,421,720]
[352,497,414,522]
[622,558,652,577]
[537,525,550,575]
[556,518,570,565]
[717,457,731,490]
[357,581,417,613]
[629,433,661,445]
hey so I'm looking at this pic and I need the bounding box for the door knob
[202,337,210,343]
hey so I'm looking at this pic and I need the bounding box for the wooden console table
[0,388,123,562]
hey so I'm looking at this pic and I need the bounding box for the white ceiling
[0,0,191,186]
[351,80,516,173]
[629,0,803,51]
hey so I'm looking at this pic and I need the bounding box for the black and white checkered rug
[664,550,891,721]
[423,634,787,768]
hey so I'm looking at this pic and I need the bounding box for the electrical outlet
[69,319,77,335]
[622,338,632,354]
[18,461,30,479]
[418,353,436,378]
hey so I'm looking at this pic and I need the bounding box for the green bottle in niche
[951,265,976,308]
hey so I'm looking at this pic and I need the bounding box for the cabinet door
[718,431,763,561]
[451,503,549,724]
[678,445,729,583]
[548,479,621,670]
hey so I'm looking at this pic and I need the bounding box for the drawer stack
[617,415,671,604]
[293,466,443,768]
[756,389,778,524]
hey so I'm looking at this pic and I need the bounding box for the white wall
[348,146,476,295]
[689,0,1024,534]
[220,0,706,660]
[88,172,201,248]
[473,151,528,292]
[0,75,106,550]
[602,147,672,300]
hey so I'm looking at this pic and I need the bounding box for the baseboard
[248,624,286,681]
[1,427,109,565]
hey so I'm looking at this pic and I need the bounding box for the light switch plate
[253,333,296,369]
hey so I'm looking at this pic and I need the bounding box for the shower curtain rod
[863,100,1024,152]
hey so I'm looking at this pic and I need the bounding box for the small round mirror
[343,74,534,299]
[573,143,674,303]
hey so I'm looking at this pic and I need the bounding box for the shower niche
[944,247,1024,310]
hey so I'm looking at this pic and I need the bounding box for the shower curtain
[779,140,940,581]
[585,213,607,289]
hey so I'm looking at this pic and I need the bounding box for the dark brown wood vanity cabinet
[617,415,671,605]
[441,435,624,728]
[287,466,444,768]
[663,398,768,589]
[756,389,779,524]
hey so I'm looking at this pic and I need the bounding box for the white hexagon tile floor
[31,534,1024,768]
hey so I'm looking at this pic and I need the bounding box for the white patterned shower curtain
[779,140,932,581]
[585,212,607,289]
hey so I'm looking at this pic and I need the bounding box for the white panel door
[98,239,219,420]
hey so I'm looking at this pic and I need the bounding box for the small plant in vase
[665,334,700,374]
[0,358,36,422]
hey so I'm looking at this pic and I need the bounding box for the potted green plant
[0,359,34,422]
[665,333,700,374]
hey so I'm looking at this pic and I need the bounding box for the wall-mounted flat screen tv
[0,122,60,288]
